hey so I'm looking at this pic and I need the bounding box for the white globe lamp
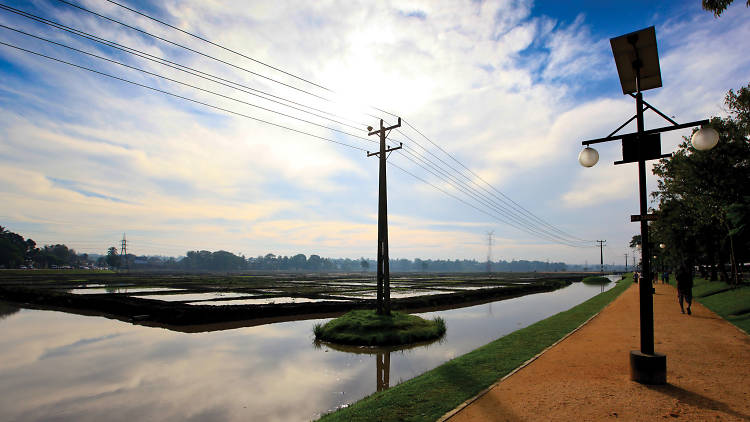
[578,146,599,167]
[691,127,719,151]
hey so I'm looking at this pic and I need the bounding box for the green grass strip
[675,277,750,335]
[319,276,633,422]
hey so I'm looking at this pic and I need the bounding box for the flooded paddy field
[0,271,584,329]
[0,275,621,421]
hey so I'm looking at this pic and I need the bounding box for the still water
[0,279,617,422]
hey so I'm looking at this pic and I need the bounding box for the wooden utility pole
[597,240,607,272]
[368,118,402,315]
[486,230,494,275]
[625,253,629,272]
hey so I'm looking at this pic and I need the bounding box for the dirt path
[446,283,750,421]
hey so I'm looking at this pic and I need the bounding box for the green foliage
[314,310,446,346]
[702,0,750,17]
[106,246,121,268]
[318,277,633,422]
[651,84,750,280]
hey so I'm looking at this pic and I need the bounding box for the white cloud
[0,0,748,262]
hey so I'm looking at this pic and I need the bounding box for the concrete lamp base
[630,350,667,384]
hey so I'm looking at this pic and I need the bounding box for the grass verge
[318,276,633,422]
[314,309,446,346]
[674,277,750,334]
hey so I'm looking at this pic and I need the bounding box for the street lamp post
[576,27,718,385]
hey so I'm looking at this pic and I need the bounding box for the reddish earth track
[446,283,750,421]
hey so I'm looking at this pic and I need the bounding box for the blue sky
[0,0,748,264]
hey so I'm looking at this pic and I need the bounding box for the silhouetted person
[676,265,693,315]
[634,271,640,284]
[662,270,670,285]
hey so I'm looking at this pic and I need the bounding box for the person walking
[663,270,670,285]
[676,265,693,315]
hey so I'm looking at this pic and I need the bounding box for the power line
[388,123,592,244]
[387,160,589,247]
[391,153,591,247]
[0,24,378,146]
[52,0,333,102]
[3,1,594,248]
[97,0,333,94]
[91,0,401,124]
[0,40,369,152]
[396,144,591,246]
[401,119,592,243]
[0,4,371,131]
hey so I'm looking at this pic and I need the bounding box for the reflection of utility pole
[597,240,607,272]
[368,118,402,316]
[486,230,494,275]
[375,351,391,392]
[120,233,128,272]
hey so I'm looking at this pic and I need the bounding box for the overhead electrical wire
[0,24,378,146]
[401,119,593,243]
[0,41,369,152]
[393,151,592,247]
[50,0,332,102]
[396,146,591,246]
[0,3,370,131]
[386,160,590,247]
[98,0,332,93]
[1,0,594,248]
[1,15,585,245]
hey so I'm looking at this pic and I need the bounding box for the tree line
[642,84,749,284]
[1,227,572,272]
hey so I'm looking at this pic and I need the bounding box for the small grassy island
[582,276,611,285]
[314,309,446,346]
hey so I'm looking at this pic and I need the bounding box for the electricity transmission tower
[120,233,128,272]
[486,230,494,275]
[367,118,402,315]
[597,240,607,272]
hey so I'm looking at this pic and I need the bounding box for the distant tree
[307,254,322,271]
[702,0,749,16]
[290,254,307,271]
[106,247,121,268]
[360,258,369,272]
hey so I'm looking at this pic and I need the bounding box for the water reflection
[317,337,443,393]
[0,281,615,421]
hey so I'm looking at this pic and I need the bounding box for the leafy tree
[106,246,121,268]
[702,0,749,16]
[307,254,322,271]
[0,226,26,268]
[629,235,642,249]
[291,254,307,271]
[651,84,750,284]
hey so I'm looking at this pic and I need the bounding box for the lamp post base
[630,350,667,384]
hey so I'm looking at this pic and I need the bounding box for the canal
[0,278,618,421]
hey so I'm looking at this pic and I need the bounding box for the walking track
[445,283,750,421]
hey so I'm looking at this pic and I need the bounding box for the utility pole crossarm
[367,143,402,157]
[368,117,401,136]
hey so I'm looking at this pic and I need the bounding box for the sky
[0,0,748,265]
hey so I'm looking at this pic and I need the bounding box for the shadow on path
[648,383,750,420]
